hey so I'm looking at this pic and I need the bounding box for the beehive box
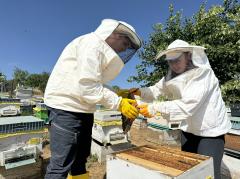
[0,116,44,134]
[107,145,214,179]
[94,111,122,121]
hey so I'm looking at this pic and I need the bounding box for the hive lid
[0,116,43,125]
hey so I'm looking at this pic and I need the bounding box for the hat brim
[115,25,142,49]
[155,46,205,60]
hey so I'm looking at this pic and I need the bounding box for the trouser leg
[197,135,225,179]
[181,131,199,153]
[44,108,93,179]
[70,114,93,175]
[181,131,225,179]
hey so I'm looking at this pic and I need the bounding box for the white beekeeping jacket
[140,42,231,137]
[44,19,141,113]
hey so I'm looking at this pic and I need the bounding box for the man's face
[106,33,131,53]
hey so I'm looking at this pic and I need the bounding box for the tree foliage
[13,67,49,93]
[221,79,240,105]
[0,72,7,93]
[13,67,29,86]
[129,0,240,86]
[25,72,50,93]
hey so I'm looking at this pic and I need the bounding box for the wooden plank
[116,153,183,177]
[158,146,208,160]
[142,147,203,163]
[143,145,208,160]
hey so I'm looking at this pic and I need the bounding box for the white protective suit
[44,19,141,113]
[140,40,231,137]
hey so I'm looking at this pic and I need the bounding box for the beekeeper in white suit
[44,19,141,179]
[131,39,231,179]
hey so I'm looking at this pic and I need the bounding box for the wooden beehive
[107,145,214,179]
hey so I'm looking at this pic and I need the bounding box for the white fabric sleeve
[140,77,166,102]
[148,68,215,121]
[77,49,121,110]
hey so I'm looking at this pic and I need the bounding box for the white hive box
[0,145,37,169]
[91,139,133,163]
[0,116,46,169]
[92,124,127,145]
[107,145,214,179]
[94,111,122,121]
[147,115,182,130]
[92,111,128,145]
[0,116,44,134]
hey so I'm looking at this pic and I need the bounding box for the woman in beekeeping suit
[44,19,141,179]
[131,39,231,179]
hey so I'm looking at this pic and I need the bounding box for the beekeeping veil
[95,19,142,64]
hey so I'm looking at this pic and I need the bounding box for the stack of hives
[0,116,46,169]
[92,110,127,145]
[91,110,132,163]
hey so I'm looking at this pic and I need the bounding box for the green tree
[13,67,29,86]
[26,74,42,88]
[5,79,16,97]
[129,0,240,86]
[0,72,7,93]
[38,72,49,93]
[112,85,120,92]
[25,72,49,93]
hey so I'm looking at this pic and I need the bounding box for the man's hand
[118,98,139,120]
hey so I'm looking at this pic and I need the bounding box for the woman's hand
[138,104,153,118]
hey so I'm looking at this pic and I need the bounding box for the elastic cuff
[148,104,156,116]
[116,96,122,110]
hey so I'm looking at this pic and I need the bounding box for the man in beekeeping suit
[131,39,231,179]
[44,19,142,179]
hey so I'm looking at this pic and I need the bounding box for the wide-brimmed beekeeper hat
[155,39,206,60]
[95,19,141,49]
[155,39,211,68]
[95,19,142,64]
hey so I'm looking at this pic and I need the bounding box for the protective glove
[129,88,141,96]
[138,104,153,118]
[118,98,139,120]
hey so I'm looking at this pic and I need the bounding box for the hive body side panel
[107,156,172,179]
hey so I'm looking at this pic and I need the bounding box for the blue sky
[0,0,223,89]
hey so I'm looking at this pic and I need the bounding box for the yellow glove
[138,104,153,118]
[118,98,139,120]
[129,88,141,96]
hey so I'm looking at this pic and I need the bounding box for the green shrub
[221,79,240,106]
